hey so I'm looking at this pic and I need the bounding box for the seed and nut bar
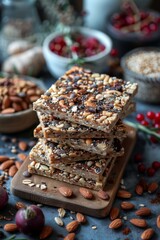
[28,142,113,181]
[33,66,138,132]
[36,113,127,139]
[28,158,116,190]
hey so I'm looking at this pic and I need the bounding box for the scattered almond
[0,155,9,163]
[121,201,135,210]
[76,213,86,223]
[0,159,14,170]
[129,218,147,228]
[135,184,143,195]
[157,215,160,228]
[79,187,93,199]
[39,225,53,240]
[4,223,18,232]
[18,153,27,161]
[15,201,26,210]
[109,218,123,229]
[148,182,159,194]
[141,228,154,240]
[18,141,28,151]
[135,207,151,217]
[15,161,23,169]
[117,190,132,199]
[109,207,120,220]
[9,165,18,177]
[58,186,73,198]
[64,233,75,240]
[97,190,110,200]
[1,108,15,114]
[66,220,79,233]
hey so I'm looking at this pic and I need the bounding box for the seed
[54,217,64,226]
[58,208,66,218]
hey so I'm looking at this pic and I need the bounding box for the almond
[148,182,158,194]
[0,159,14,170]
[129,218,147,228]
[58,186,73,198]
[64,233,75,240]
[79,187,93,199]
[109,207,120,220]
[9,96,22,103]
[39,225,53,239]
[141,228,154,240]
[157,215,160,228]
[15,161,23,169]
[15,201,26,210]
[9,165,18,177]
[2,96,11,109]
[109,218,123,229]
[12,102,22,112]
[97,190,110,200]
[117,190,132,199]
[21,101,28,110]
[0,155,9,163]
[18,141,28,151]
[76,213,86,223]
[135,184,143,195]
[66,220,79,232]
[1,108,15,114]
[120,201,135,210]
[18,153,27,161]
[4,223,18,232]
[138,179,148,192]
[135,207,151,217]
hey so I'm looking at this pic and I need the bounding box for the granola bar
[36,113,127,139]
[33,66,138,132]
[28,158,116,190]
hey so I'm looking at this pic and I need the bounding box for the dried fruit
[120,201,135,210]
[18,141,28,151]
[135,207,151,217]
[135,184,144,195]
[141,228,154,240]
[58,186,73,198]
[66,220,79,232]
[64,233,75,240]
[129,218,147,228]
[79,187,93,199]
[0,159,14,170]
[97,190,110,200]
[157,215,160,228]
[148,182,159,193]
[109,207,120,220]
[109,218,123,229]
[76,213,86,223]
[117,190,132,199]
[39,225,53,239]
[9,165,18,177]
[4,223,18,232]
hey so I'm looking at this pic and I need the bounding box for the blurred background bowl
[43,26,112,78]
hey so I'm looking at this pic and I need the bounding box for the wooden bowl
[0,75,46,133]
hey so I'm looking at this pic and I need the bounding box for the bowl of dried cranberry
[43,27,112,78]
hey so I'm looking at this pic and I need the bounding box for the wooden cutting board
[11,125,136,218]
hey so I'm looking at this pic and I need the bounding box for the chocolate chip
[23,170,32,178]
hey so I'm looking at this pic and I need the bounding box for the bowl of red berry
[106,0,160,55]
[121,47,160,103]
[43,26,112,78]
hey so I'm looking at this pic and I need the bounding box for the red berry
[149,22,158,31]
[155,112,160,122]
[134,153,143,162]
[136,113,145,122]
[113,22,122,29]
[54,36,66,45]
[71,44,79,53]
[142,26,151,35]
[146,111,155,120]
[147,167,156,177]
[154,123,160,129]
[85,37,99,49]
[99,44,105,52]
[126,16,135,25]
[138,163,146,173]
[112,13,122,21]
[150,136,158,144]
[141,120,149,126]
[110,48,119,57]
[152,161,160,170]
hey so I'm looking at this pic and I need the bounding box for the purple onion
[15,205,45,235]
[0,186,8,209]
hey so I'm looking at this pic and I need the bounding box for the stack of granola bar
[28,66,138,190]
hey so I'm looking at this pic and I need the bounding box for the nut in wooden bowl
[0,74,45,133]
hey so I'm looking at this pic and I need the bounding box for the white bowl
[43,26,113,78]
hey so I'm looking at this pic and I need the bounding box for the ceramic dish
[0,74,46,133]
